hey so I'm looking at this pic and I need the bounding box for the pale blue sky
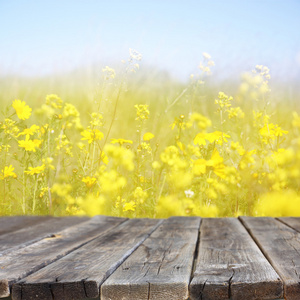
[1,0,300,81]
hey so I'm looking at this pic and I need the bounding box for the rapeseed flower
[18,124,40,137]
[25,164,45,175]
[12,100,32,120]
[133,187,147,204]
[123,201,136,212]
[0,165,17,180]
[18,136,42,152]
[46,94,63,109]
[81,129,104,144]
[82,176,97,188]
[104,144,134,171]
[2,118,20,137]
[143,132,154,141]
[111,138,133,146]
[255,190,300,216]
[135,104,149,121]
[190,113,212,130]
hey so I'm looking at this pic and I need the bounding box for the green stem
[91,142,96,171]
[2,179,6,214]
[47,127,52,215]
[22,168,26,214]
[99,80,124,167]
[32,175,38,213]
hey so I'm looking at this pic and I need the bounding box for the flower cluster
[0,56,299,219]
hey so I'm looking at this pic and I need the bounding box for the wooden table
[0,216,299,300]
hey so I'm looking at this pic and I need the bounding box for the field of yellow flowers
[1,51,300,218]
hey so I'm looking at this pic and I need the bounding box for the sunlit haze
[1,0,300,82]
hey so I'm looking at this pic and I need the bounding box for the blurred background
[1,0,300,84]
[1,0,300,217]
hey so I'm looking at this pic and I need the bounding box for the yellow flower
[239,150,257,170]
[111,138,133,145]
[1,118,20,137]
[18,136,42,152]
[46,94,63,109]
[133,187,147,204]
[227,107,245,119]
[206,131,230,145]
[192,159,206,175]
[135,104,149,121]
[206,149,226,178]
[104,144,134,171]
[194,132,207,146]
[254,190,300,217]
[168,171,193,190]
[62,103,80,118]
[215,92,232,109]
[274,125,288,137]
[194,131,230,146]
[12,99,32,120]
[77,142,86,150]
[82,176,97,188]
[190,113,212,130]
[123,201,136,212]
[0,165,17,180]
[42,157,55,170]
[156,195,185,218]
[18,124,40,137]
[170,116,192,130]
[81,129,104,144]
[25,164,45,175]
[198,204,219,217]
[143,132,154,141]
[231,141,245,155]
[259,123,287,144]
[51,183,72,198]
[152,161,161,170]
[90,113,103,127]
[99,170,127,193]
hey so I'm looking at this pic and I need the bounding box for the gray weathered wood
[190,218,283,300]
[101,216,201,300]
[0,215,126,298]
[278,217,300,233]
[0,216,89,255]
[12,218,162,300]
[0,216,52,236]
[240,217,300,300]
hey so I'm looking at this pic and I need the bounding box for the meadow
[1,50,300,218]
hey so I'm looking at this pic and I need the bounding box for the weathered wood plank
[278,217,300,233]
[101,216,201,300]
[0,216,89,255]
[240,217,300,300]
[12,218,162,300]
[0,215,126,298]
[190,218,283,300]
[0,216,52,236]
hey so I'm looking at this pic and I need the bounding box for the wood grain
[278,217,300,233]
[240,216,300,300]
[190,218,282,300]
[0,216,89,255]
[0,216,52,236]
[101,216,201,300]
[0,215,125,298]
[12,218,162,300]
